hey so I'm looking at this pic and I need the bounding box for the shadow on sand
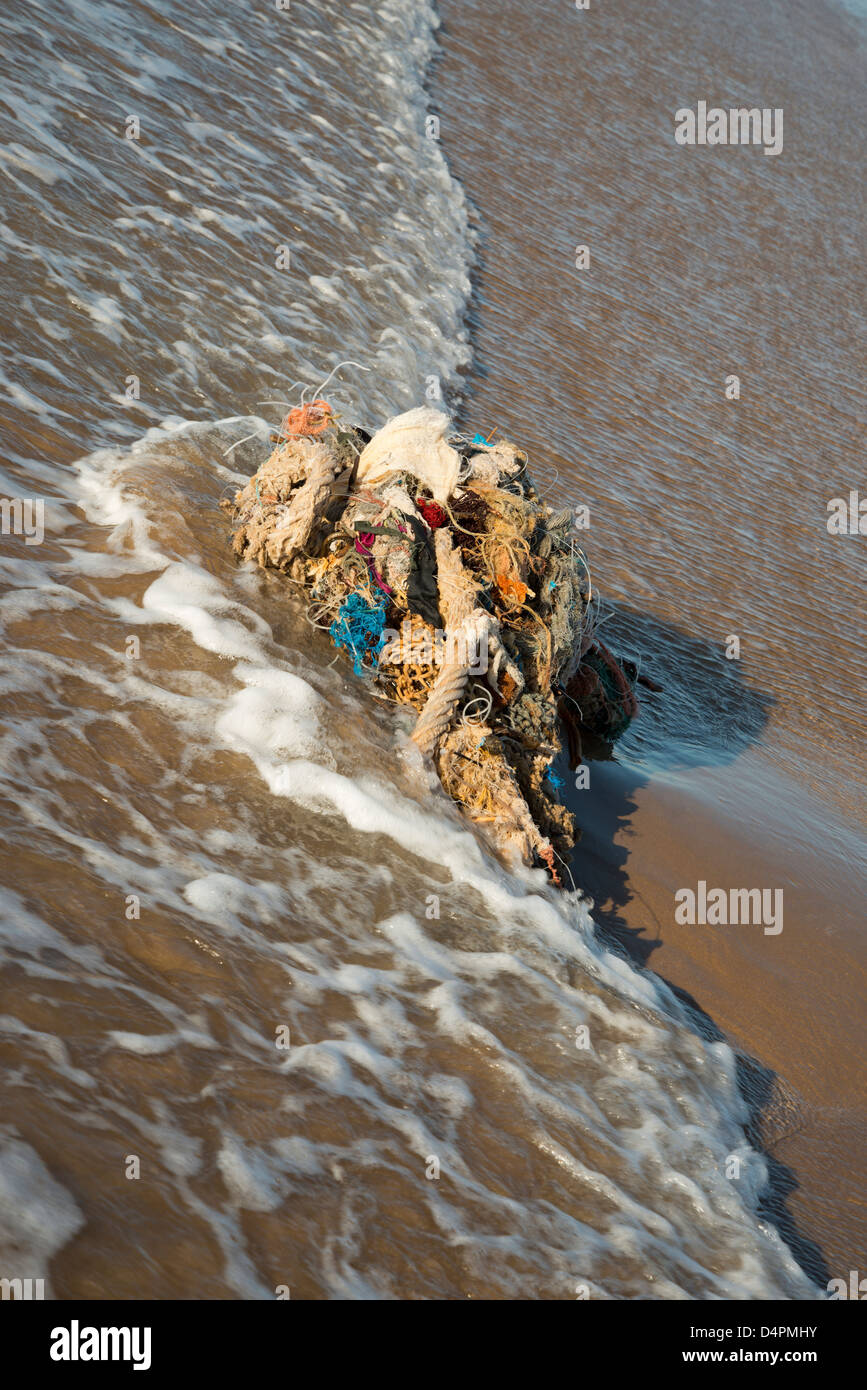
[560,600,829,1291]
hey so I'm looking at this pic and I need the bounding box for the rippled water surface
[0,0,863,1297]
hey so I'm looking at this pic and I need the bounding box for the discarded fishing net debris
[222,404,646,883]
[329,592,388,678]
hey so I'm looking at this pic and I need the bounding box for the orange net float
[280,399,334,437]
[539,844,562,887]
[494,572,529,607]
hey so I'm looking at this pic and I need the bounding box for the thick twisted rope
[410,531,478,756]
[411,531,525,755]
[264,443,339,569]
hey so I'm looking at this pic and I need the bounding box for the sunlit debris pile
[222,398,645,884]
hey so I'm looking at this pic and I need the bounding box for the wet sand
[435,0,867,1281]
[0,0,862,1299]
[580,756,867,1279]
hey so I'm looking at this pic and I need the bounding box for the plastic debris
[329,592,388,677]
[356,406,461,504]
[222,403,644,883]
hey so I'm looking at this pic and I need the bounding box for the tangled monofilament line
[222,405,643,884]
[461,685,493,728]
[223,358,371,458]
[329,592,388,677]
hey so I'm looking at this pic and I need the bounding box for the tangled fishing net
[222,398,647,886]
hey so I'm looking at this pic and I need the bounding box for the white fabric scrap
[356,407,461,505]
[469,440,525,482]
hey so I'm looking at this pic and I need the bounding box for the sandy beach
[435,0,867,1281]
[0,0,862,1302]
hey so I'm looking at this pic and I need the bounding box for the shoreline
[0,0,861,1304]
[572,748,866,1282]
[433,0,867,1286]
